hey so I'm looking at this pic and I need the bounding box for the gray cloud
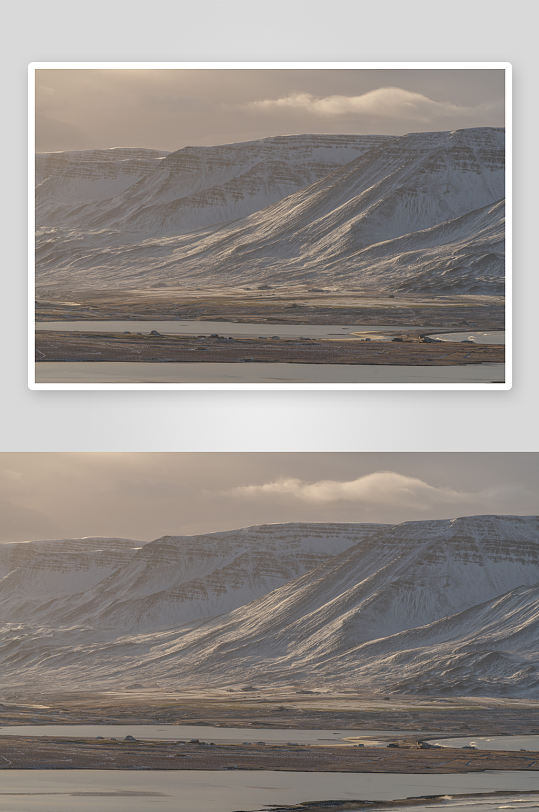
[225,471,533,517]
[228,471,474,505]
[243,88,503,126]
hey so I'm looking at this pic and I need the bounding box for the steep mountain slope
[99,514,535,684]
[0,516,536,697]
[35,128,505,294]
[36,135,393,233]
[35,148,170,224]
[16,576,537,697]
[352,581,539,696]
[0,537,144,582]
[0,523,382,630]
[0,538,146,621]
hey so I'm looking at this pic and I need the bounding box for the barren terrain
[35,290,504,370]
[35,290,504,328]
[1,691,538,772]
[34,331,504,366]
[1,735,537,773]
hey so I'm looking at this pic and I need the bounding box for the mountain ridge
[0,515,536,697]
[0,522,382,630]
[35,128,506,294]
[36,134,393,233]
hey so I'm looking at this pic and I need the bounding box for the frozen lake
[34,361,505,385]
[0,770,537,812]
[431,734,539,751]
[0,724,443,746]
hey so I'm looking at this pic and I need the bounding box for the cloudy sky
[34,67,505,153]
[0,453,536,543]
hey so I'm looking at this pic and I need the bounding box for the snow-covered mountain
[0,537,145,583]
[0,523,379,630]
[35,135,393,233]
[35,128,505,294]
[35,148,170,224]
[0,516,537,697]
[354,581,539,696]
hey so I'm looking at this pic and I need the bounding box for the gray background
[3,1,534,451]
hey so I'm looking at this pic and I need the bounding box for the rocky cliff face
[107,514,535,687]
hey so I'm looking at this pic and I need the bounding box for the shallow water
[35,320,436,338]
[0,770,537,812]
[429,331,505,345]
[0,724,441,745]
[431,734,539,751]
[34,361,505,385]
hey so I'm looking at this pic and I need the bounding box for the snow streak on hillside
[35,128,505,295]
[0,516,537,697]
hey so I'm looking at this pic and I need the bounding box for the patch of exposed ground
[0,736,538,773]
[35,289,504,330]
[260,792,539,812]
[1,691,537,733]
[35,332,504,367]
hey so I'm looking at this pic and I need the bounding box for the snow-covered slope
[0,523,381,630]
[25,577,537,697]
[35,148,170,224]
[0,536,146,595]
[0,516,537,697]
[351,581,539,696]
[88,514,535,687]
[35,135,393,233]
[35,128,505,294]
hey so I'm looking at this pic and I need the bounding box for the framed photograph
[30,63,510,390]
[1,451,538,800]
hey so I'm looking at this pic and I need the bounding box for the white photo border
[29,61,511,391]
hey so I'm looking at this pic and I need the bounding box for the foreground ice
[429,331,505,345]
[34,361,505,385]
[0,770,537,812]
[431,734,539,751]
